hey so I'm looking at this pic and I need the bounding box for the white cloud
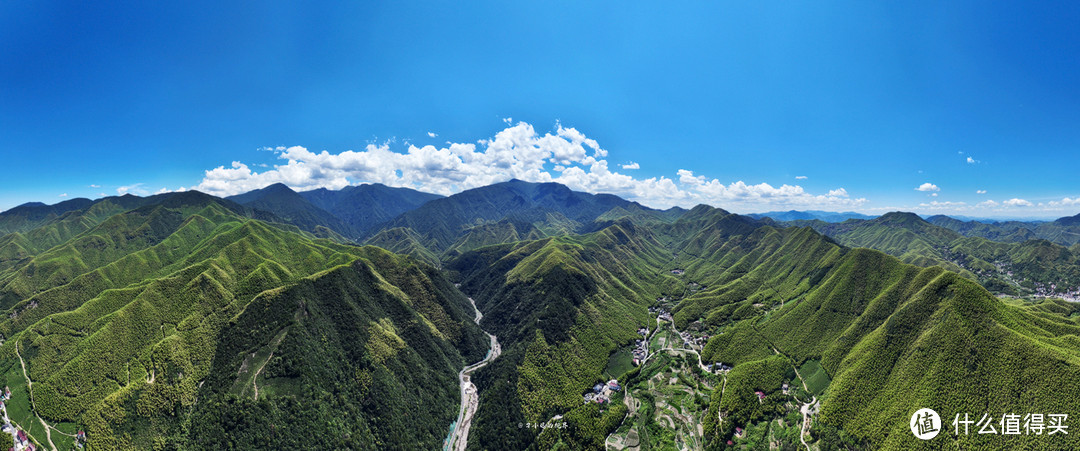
[427,132,437,138]
[977,200,999,208]
[1003,198,1033,207]
[154,186,188,195]
[916,182,940,192]
[966,156,978,164]
[117,183,146,196]
[59,193,68,197]
[89,184,100,188]
[191,121,868,211]
[931,192,938,197]
[1047,197,1080,208]
[795,175,808,180]
[976,190,987,194]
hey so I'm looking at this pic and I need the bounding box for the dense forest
[1,181,1078,450]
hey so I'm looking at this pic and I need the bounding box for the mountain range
[1,180,1079,450]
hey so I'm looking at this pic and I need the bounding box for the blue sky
[2,2,1079,218]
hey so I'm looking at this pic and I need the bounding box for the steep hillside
[926,213,1080,247]
[789,212,1080,298]
[299,183,442,236]
[0,198,97,235]
[451,205,1080,450]
[226,183,356,240]
[368,179,652,259]
[449,221,671,449]
[0,193,487,450]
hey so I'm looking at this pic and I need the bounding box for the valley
[0,180,1078,450]
[445,298,501,451]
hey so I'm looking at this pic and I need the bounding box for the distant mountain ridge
[364,179,682,263]
[927,213,1080,246]
[299,183,443,236]
[784,211,1080,298]
[749,210,874,223]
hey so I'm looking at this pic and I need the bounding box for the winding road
[444,298,500,451]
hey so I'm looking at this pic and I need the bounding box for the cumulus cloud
[89,184,100,188]
[916,183,940,192]
[966,156,979,164]
[59,193,68,197]
[427,132,437,138]
[117,183,146,196]
[1003,198,1033,207]
[795,175,808,180]
[976,190,987,194]
[191,121,868,211]
[1048,197,1080,208]
[155,187,188,195]
[977,200,999,208]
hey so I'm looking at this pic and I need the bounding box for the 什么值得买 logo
[910,408,1068,439]
[910,408,942,440]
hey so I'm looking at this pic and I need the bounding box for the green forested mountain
[2,183,1078,451]
[926,215,1039,243]
[226,183,358,240]
[448,204,1080,450]
[0,191,487,450]
[299,183,443,236]
[926,213,1080,247]
[449,220,671,450]
[785,212,1080,298]
[748,210,874,223]
[0,198,97,235]
[366,179,677,262]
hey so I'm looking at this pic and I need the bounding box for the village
[0,385,85,451]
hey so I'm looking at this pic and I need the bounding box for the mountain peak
[1055,212,1080,226]
[876,211,926,225]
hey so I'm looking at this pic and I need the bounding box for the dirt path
[252,350,274,401]
[15,340,60,451]
[445,298,501,451]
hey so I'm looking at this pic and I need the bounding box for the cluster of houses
[704,362,732,373]
[583,379,621,404]
[632,328,649,365]
[649,305,673,322]
[678,329,709,350]
[1,386,35,451]
[1031,281,1080,301]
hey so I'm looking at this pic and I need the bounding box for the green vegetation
[3,182,1079,450]
[603,347,636,380]
[451,203,1080,450]
[0,191,486,450]
[798,359,830,396]
[787,212,1080,297]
